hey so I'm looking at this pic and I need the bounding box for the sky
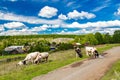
[0,0,120,35]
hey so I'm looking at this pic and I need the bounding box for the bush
[29,40,50,52]
[57,43,73,51]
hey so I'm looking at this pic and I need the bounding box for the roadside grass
[96,44,120,53]
[101,60,120,80]
[0,44,120,80]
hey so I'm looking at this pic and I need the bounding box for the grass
[96,44,120,53]
[0,44,120,80]
[101,60,120,80]
[0,54,26,59]
[0,49,85,80]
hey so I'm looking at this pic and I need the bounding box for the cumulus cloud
[4,22,26,29]
[114,8,120,16]
[0,25,5,32]
[67,10,96,20]
[0,29,38,36]
[38,6,58,18]
[30,24,60,32]
[0,11,63,25]
[64,20,120,28]
[57,27,120,35]
[58,20,120,35]
[58,14,68,20]
[56,29,88,34]
[30,25,49,32]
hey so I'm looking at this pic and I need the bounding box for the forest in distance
[0,30,120,55]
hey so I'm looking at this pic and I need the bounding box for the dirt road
[32,47,120,80]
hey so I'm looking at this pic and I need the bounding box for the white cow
[21,52,40,65]
[85,46,97,56]
[34,52,49,64]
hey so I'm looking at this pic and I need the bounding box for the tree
[83,33,98,45]
[95,32,104,44]
[103,33,112,44]
[112,30,120,43]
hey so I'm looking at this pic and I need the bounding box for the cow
[34,54,42,64]
[74,47,82,58]
[34,52,49,64]
[21,52,40,65]
[85,46,97,56]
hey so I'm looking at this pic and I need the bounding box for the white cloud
[114,8,120,16]
[0,25,5,32]
[65,22,81,28]
[67,10,80,20]
[29,24,60,32]
[30,25,49,32]
[56,29,87,34]
[64,20,120,28]
[59,10,95,20]
[58,14,68,20]
[92,5,107,12]
[92,0,110,12]
[38,6,58,18]
[0,11,63,25]
[4,22,26,29]
[58,20,120,35]
[67,2,74,7]
[9,0,17,2]
[71,5,81,10]
[51,24,60,28]
[0,23,61,36]
[30,24,60,32]
[0,20,119,35]
[105,28,120,34]
[56,27,120,35]
[67,10,96,20]
[0,29,38,36]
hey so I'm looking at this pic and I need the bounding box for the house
[4,46,25,54]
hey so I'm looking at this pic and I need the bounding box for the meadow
[0,32,120,80]
[0,44,120,80]
[101,57,120,80]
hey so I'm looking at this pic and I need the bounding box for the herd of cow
[17,46,99,66]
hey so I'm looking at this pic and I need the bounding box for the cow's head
[22,60,27,65]
[17,61,24,66]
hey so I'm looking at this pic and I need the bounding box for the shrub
[57,43,73,51]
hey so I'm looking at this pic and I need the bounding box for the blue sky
[0,0,120,35]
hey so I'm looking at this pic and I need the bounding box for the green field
[101,60,120,80]
[0,44,120,80]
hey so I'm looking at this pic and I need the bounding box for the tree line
[0,30,120,55]
[74,30,120,45]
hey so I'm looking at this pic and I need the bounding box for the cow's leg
[45,56,48,62]
[75,53,78,58]
[86,51,89,56]
[87,51,90,56]
[88,52,91,56]
[31,59,34,64]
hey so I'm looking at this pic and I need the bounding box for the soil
[32,47,120,80]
